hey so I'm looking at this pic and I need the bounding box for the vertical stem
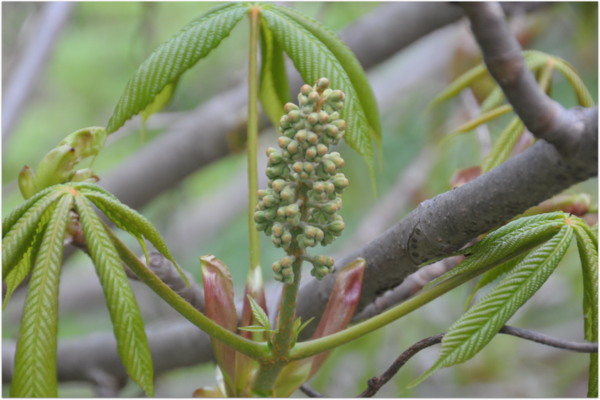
[247,6,261,272]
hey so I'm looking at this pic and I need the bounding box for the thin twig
[358,333,443,397]
[300,384,325,398]
[499,325,599,353]
[358,326,598,397]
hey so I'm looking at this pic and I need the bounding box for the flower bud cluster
[254,78,349,282]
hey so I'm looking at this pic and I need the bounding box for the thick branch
[460,2,595,159]
[297,124,597,338]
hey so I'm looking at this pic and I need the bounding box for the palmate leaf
[3,206,53,309]
[78,187,188,285]
[261,4,381,184]
[105,3,247,133]
[426,216,565,289]
[2,189,64,276]
[2,185,59,236]
[259,20,291,127]
[464,252,528,312]
[573,221,598,397]
[74,195,154,396]
[412,224,573,387]
[11,194,72,397]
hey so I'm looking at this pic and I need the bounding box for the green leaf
[412,225,573,387]
[451,104,512,135]
[262,4,381,184]
[80,189,188,285]
[2,189,64,277]
[429,64,488,107]
[11,194,72,397]
[105,3,247,133]
[200,254,239,396]
[573,221,598,397]
[481,117,524,173]
[464,252,527,312]
[480,86,505,113]
[259,21,290,127]
[427,216,565,289]
[553,58,595,107]
[3,185,59,235]
[75,195,154,396]
[246,294,271,330]
[3,206,52,309]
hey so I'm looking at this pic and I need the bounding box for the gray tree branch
[2,2,75,142]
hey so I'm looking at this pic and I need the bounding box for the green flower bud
[272,261,282,273]
[281,231,292,245]
[307,112,319,125]
[286,204,300,217]
[284,102,299,112]
[316,112,327,125]
[301,84,312,95]
[271,179,286,192]
[313,181,325,192]
[305,146,317,160]
[287,140,300,154]
[316,78,330,90]
[332,119,346,130]
[254,211,266,223]
[278,136,292,148]
[281,256,294,268]
[295,130,307,143]
[303,162,315,173]
[257,189,268,198]
[322,159,337,174]
[262,195,277,207]
[317,144,328,156]
[281,268,294,284]
[280,115,290,127]
[288,110,301,122]
[307,132,319,145]
[331,173,349,190]
[272,223,284,237]
[280,186,296,203]
[328,219,345,234]
[321,201,339,214]
[308,91,320,103]
[292,161,303,173]
[269,150,284,165]
[324,182,335,194]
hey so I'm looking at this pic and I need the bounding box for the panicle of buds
[254,78,349,283]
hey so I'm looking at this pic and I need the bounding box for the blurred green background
[2,2,597,397]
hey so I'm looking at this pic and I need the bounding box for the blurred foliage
[2,2,597,397]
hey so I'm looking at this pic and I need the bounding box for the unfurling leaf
[246,294,271,330]
[200,255,238,396]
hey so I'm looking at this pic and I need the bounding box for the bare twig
[358,333,444,397]
[300,384,325,398]
[358,326,598,397]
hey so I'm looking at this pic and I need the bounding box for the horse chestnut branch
[254,78,349,283]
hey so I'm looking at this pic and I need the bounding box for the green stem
[251,258,302,395]
[105,224,269,361]
[289,264,489,361]
[247,6,261,272]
